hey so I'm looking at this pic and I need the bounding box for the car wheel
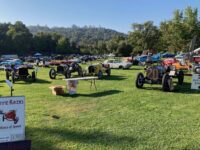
[78,67,83,77]
[6,71,10,80]
[65,70,71,78]
[136,73,144,88]
[12,72,15,83]
[97,71,103,79]
[162,74,174,92]
[119,66,124,69]
[49,68,56,79]
[32,71,36,82]
[177,70,184,85]
[106,69,111,76]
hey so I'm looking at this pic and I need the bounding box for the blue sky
[0,0,199,33]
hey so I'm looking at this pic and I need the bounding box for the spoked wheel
[12,72,15,83]
[162,74,174,92]
[177,70,184,85]
[14,117,19,124]
[78,67,83,77]
[65,70,71,78]
[49,68,57,79]
[32,71,36,82]
[97,71,103,79]
[136,73,144,88]
[6,71,10,80]
[106,69,111,76]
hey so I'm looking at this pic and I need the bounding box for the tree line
[0,21,82,55]
[0,6,200,56]
[112,6,200,56]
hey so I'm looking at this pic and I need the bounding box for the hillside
[28,25,126,45]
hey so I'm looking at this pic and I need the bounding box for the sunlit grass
[0,66,199,150]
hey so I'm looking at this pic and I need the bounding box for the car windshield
[114,60,122,63]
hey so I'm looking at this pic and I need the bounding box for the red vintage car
[162,58,191,71]
[162,58,178,66]
[2,110,19,124]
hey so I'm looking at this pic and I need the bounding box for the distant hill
[28,25,126,45]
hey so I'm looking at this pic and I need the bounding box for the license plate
[169,71,176,76]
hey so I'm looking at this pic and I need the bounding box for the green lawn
[0,66,200,150]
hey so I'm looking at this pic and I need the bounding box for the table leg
[90,79,97,90]
[93,79,97,91]
[90,80,92,90]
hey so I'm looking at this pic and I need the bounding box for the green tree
[6,21,32,55]
[33,32,56,54]
[128,21,160,53]
[56,37,70,54]
[116,41,133,57]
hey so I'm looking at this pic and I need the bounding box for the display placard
[191,74,200,90]
[0,96,25,143]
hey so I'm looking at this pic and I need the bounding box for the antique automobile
[0,110,19,124]
[103,59,132,69]
[6,65,36,83]
[163,58,191,71]
[135,62,184,91]
[135,53,161,65]
[192,56,200,74]
[66,62,83,78]
[161,52,175,58]
[49,63,83,79]
[49,64,69,79]
[49,60,71,66]
[85,63,111,79]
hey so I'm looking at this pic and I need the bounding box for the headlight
[195,67,200,74]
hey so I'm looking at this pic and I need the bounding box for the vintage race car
[135,63,184,91]
[6,65,36,83]
[85,63,111,79]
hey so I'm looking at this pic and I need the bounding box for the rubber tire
[49,68,56,79]
[162,74,173,92]
[6,71,10,80]
[3,115,5,122]
[119,66,124,69]
[97,71,103,79]
[177,70,184,85]
[78,67,83,77]
[136,73,144,88]
[65,70,71,78]
[106,69,111,76]
[12,72,15,83]
[32,71,36,82]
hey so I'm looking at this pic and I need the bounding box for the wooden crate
[49,85,65,95]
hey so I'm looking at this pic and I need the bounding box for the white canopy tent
[34,53,42,57]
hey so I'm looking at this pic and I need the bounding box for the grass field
[0,66,200,150]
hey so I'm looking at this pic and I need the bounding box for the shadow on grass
[26,127,139,150]
[0,80,6,84]
[141,86,162,91]
[61,90,122,98]
[129,67,144,70]
[0,81,4,87]
[173,82,200,94]
[14,79,51,84]
[138,82,199,94]
[102,75,126,81]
